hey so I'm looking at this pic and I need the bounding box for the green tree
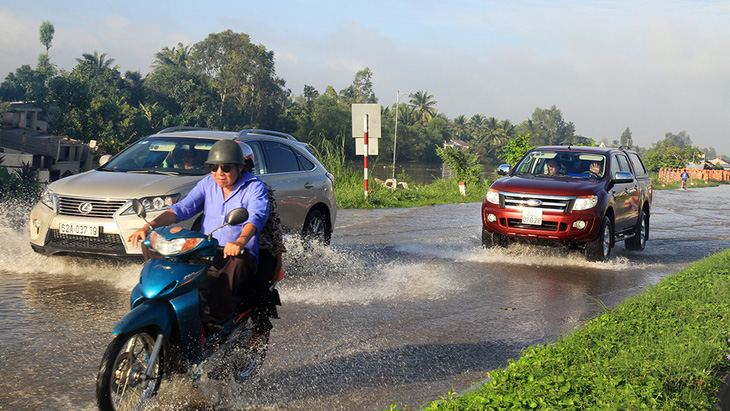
[151,43,191,69]
[500,134,534,166]
[339,67,378,104]
[436,145,482,185]
[76,51,119,70]
[39,21,55,56]
[190,30,286,127]
[409,90,438,126]
[521,105,575,146]
[620,127,633,148]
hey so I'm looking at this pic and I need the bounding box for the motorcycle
[96,199,269,411]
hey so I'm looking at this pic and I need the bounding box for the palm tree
[151,43,191,69]
[451,115,468,140]
[409,90,438,126]
[75,51,119,70]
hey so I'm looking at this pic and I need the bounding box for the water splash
[0,198,140,289]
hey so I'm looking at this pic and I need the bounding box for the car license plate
[59,223,99,237]
[521,208,543,225]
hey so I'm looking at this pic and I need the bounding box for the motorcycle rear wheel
[96,330,164,411]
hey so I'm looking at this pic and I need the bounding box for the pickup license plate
[59,223,100,237]
[521,208,543,225]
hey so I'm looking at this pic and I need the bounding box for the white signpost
[352,104,381,196]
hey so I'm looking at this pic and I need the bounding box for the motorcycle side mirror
[208,208,249,240]
[225,208,249,226]
[131,199,147,219]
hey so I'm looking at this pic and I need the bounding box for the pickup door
[609,153,640,233]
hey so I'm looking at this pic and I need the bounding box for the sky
[1,0,729,156]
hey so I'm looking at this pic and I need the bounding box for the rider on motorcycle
[128,139,270,336]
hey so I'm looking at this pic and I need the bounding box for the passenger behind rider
[237,141,285,349]
[128,140,270,337]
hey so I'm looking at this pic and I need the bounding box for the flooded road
[0,185,728,410]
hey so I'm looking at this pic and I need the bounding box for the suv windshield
[101,137,217,176]
[514,150,607,179]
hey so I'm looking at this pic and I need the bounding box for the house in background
[709,157,730,171]
[0,103,94,182]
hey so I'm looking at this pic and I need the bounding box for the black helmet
[205,139,244,165]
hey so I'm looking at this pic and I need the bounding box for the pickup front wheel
[585,216,613,261]
[481,228,509,248]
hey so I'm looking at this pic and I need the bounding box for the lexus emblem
[78,202,93,214]
[526,199,542,207]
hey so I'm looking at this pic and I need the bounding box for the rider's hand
[223,240,245,258]
[128,225,151,248]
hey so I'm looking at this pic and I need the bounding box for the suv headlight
[485,189,500,205]
[40,188,57,211]
[122,194,181,215]
[573,195,598,210]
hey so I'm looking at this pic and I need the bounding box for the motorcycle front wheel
[96,330,164,411]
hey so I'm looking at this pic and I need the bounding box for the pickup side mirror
[497,164,511,176]
[613,171,635,183]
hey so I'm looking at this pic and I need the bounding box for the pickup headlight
[485,189,500,205]
[40,188,57,211]
[573,195,598,210]
[122,194,181,215]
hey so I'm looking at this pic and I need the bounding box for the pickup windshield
[100,137,217,176]
[513,150,607,179]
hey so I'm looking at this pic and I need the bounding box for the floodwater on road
[0,185,728,410]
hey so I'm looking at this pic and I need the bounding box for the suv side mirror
[497,164,511,176]
[613,171,634,183]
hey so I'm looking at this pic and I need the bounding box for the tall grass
[309,134,491,209]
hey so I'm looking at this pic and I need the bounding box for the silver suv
[29,128,337,257]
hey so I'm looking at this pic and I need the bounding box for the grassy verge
[334,166,491,209]
[394,249,730,410]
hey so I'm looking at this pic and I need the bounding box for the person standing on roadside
[681,169,689,190]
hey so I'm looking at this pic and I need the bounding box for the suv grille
[58,197,127,218]
[501,192,574,212]
[48,229,126,253]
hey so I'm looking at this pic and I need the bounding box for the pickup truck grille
[501,192,574,213]
[58,196,128,218]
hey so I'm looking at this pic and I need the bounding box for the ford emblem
[78,202,93,214]
[526,199,542,207]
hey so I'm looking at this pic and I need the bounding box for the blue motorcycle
[96,199,268,411]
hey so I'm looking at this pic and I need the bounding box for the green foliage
[0,166,41,203]
[643,137,704,172]
[39,21,55,55]
[419,249,730,410]
[435,145,482,185]
[500,133,534,166]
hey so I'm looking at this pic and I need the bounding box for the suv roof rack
[237,129,297,141]
[157,126,214,134]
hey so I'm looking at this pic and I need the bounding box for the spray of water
[0,198,140,289]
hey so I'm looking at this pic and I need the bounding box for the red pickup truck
[481,146,653,261]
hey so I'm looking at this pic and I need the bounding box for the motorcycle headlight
[485,189,500,205]
[40,188,57,211]
[122,194,180,215]
[148,231,204,256]
[573,195,598,211]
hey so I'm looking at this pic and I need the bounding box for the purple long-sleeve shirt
[170,172,269,260]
